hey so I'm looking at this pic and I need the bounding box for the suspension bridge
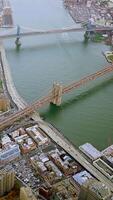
[0,64,113,131]
[0,25,113,41]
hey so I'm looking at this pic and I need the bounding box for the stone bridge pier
[51,83,63,106]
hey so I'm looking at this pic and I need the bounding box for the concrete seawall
[0,42,27,110]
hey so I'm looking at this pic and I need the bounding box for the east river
[4,0,113,150]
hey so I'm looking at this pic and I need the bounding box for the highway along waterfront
[4,0,113,150]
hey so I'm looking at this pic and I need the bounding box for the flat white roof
[73,170,93,185]
[79,143,102,160]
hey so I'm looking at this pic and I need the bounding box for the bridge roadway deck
[63,65,113,93]
[0,64,113,131]
[0,26,113,39]
[38,121,113,192]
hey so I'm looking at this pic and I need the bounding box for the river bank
[5,0,113,149]
[0,41,113,192]
[0,42,27,110]
[64,0,113,26]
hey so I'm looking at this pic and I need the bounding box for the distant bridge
[0,25,113,40]
[0,64,113,131]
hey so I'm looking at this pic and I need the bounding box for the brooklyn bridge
[0,64,113,131]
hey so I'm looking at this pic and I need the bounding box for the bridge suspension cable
[19,25,43,32]
[0,65,113,131]
[63,65,113,94]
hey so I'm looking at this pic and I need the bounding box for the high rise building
[78,179,112,200]
[2,6,13,26]
[0,0,13,27]
[0,94,10,112]
[2,0,13,26]
[0,165,15,197]
[20,187,37,200]
[0,0,3,12]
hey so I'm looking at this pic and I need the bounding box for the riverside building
[20,186,37,200]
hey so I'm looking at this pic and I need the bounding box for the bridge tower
[84,20,95,41]
[51,83,63,106]
[15,25,21,47]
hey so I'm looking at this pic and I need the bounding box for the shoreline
[0,42,27,111]
[0,41,42,126]
[0,42,113,191]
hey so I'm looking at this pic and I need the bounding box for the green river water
[4,0,113,150]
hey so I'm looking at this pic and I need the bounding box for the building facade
[0,165,15,196]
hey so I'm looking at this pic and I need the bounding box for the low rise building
[48,148,80,176]
[39,186,52,200]
[93,158,113,180]
[9,128,36,154]
[102,145,113,165]
[30,154,48,173]
[79,143,102,161]
[0,135,20,165]
[53,178,80,200]
[30,153,62,185]
[72,170,94,186]
[1,134,11,146]
[0,143,20,165]
[9,128,26,139]
[26,125,49,147]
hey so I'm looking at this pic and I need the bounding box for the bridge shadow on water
[12,38,86,52]
[41,76,113,119]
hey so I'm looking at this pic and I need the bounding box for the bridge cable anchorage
[0,65,113,131]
